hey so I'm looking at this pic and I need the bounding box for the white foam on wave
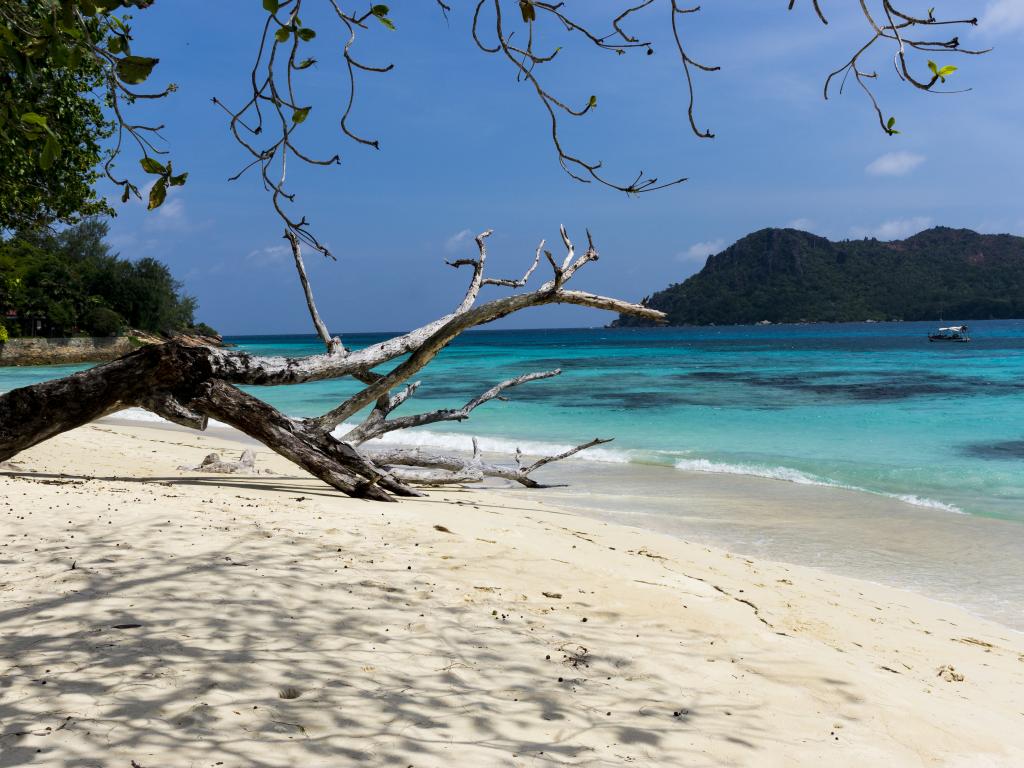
[104,406,964,514]
[108,407,230,428]
[107,407,631,463]
[890,494,964,514]
[674,458,823,485]
[674,457,964,514]
[342,423,633,464]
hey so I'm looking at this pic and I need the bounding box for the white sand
[1,422,1022,767]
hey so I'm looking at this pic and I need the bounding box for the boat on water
[928,324,970,342]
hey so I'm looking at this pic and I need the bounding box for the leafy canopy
[0,2,988,251]
[0,0,176,231]
[0,219,202,337]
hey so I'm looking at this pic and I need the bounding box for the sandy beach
[2,422,1022,767]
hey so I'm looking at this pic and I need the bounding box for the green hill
[614,227,1024,326]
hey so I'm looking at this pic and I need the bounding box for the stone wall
[0,337,138,366]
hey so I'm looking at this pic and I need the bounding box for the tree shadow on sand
[0,468,855,766]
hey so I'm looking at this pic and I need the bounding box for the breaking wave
[102,407,962,514]
[674,457,963,514]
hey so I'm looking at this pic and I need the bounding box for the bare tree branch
[367,436,614,488]
[342,369,561,444]
[286,230,343,355]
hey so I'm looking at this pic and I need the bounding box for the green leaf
[263,0,280,12]
[937,65,957,78]
[297,27,316,41]
[274,27,290,43]
[116,55,159,85]
[519,0,536,22]
[20,112,48,129]
[928,60,938,76]
[147,177,167,210]
[295,58,316,70]
[292,106,311,124]
[169,172,188,187]
[587,95,597,109]
[40,135,60,170]
[371,4,395,29]
[139,156,166,175]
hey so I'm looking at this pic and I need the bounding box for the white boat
[928,324,970,342]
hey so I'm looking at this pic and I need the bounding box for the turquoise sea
[5,320,1024,627]
[3,320,1023,520]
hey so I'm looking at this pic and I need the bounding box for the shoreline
[102,413,1024,633]
[2,421,1022,765]
[104,408,972,516]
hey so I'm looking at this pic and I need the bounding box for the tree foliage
[0,11,113,231]
[0,2,988,253]
[615,227,1024,326]
[0,3,1004,501]
[0,219,200,336]
[0,0,177,230]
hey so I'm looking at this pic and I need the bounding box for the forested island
[0,219,214,341]
[614,227,1024,326]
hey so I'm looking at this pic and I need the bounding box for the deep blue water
[3,320,1023,520]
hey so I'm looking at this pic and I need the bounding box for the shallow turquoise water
[4,320,1023,521]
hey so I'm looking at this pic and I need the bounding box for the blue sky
[101,1,1024,334]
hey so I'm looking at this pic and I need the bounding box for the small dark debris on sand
[937,664,964,682]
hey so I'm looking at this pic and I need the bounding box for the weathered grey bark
[340,369,561,444]
[0,342,212,462]
[188,379,406,501]
[286,231,343,355]
[366,437,613,488]
[178,449,257,474]
[0,227,664,499]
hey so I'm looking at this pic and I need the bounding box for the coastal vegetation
[0,219,206,338]
[0,2,990,498]
[2,6,1021,766]
[0,19,112,232]
[615,227,1024,327]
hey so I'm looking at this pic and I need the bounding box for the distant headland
[613,227,1024,327]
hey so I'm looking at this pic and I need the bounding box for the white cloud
[980,0,1024,35]
[444,228,474,254]
[151,197,185,225]
[677,238,725,264]
[246,244,291,266]
[787,218,815,232]
[122,179,193,232]
[850,216,932,241]
[865,151,926,177]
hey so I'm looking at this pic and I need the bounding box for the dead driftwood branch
[178,449,257,474]
[0,227,661,500]
[366,436,614,489]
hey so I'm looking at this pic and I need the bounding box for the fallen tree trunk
[0,342,212,462]
[0,343,412,499]
[0,227,663,499]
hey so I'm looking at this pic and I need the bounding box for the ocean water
[3,320,1023,520]
[5,320,1024,628]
